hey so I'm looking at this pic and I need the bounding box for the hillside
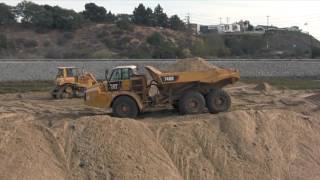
[0,23,319,59]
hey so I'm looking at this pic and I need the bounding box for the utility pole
[266,15,270,49]
[185,13,192,47]
[266,15,270,31]
[186,13,191,27]
[219,17,222,24]
[226,17,230,24]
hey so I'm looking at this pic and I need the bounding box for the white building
[207,23,241,34]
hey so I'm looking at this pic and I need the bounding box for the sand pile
[0,113,182,180]
[1,108,320,180]
[169,57,218,72]
[147,110,320,180]
[0,86,320,180]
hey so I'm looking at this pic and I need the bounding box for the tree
[153,4,168,27]
[15,1,83,30]
[16,1,47,24]
[133,3,153,26]
[49,6,83,30]
[82,3,114,22]
[0,3,16,25]
[169,15,185,31]
[106,11,116,22]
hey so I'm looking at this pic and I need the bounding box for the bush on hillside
[147,32,164,46]
[312,47,320,58]
[0,34,8,49]
[116,19,134,31]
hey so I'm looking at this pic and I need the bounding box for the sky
[3,0,320,40]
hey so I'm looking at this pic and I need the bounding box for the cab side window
[121,68,131,80]
[66,68,77,77]
[110,69,122,81]
[110,68,134,81]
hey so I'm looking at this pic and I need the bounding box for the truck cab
[55,67,79,86]
[84,65,148,115]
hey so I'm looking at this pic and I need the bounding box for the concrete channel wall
[0,59,320,81]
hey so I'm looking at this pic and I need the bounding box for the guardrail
[0,59,320,81]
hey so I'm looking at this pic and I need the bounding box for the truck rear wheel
[112,96,139,118]
[179,92,205,115]
[206,89,231,114]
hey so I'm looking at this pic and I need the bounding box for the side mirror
[105,69,109,80]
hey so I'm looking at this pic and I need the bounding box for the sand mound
[254,82,273,92]
[0,113,67,180]
[1,86,320,180]
[1,109,320,180]
[147,110,320,180]
[169,57,218,72]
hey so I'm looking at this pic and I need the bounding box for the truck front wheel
[112,96,139,118]
[179,92,205,115]
[206,89,231,114]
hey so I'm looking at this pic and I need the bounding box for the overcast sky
[3,0,320,40]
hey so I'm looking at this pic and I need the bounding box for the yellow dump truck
[84,65,240,118]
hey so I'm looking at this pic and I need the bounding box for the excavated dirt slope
[1,83,320,180]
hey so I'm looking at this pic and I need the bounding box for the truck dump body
[145,66,240,86]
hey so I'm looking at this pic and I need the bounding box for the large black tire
[179,92,205,115]
[57,85,74,99]
[112,96,139,118]
[51,87,59,99]
[206,89,231,114]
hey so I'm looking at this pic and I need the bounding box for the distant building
[189,23,201,35]
[116,14,132,21]
[286,26,301,32]
[200,23,241,34]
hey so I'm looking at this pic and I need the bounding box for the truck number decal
[110,84,118,90]
[109,82,121,91]
[162,76,178,82]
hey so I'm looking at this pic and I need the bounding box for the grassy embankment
[0,81,54,94]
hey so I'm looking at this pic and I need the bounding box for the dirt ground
[0,83,320,180]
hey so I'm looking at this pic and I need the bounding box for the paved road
[0,59,320,81]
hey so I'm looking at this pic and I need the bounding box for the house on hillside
[200,23,241,34]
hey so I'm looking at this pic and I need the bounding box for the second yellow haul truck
[84,65,240,118]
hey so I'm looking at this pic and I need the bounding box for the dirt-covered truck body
[84,64,239,118]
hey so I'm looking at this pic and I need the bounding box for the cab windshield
[57,69,64,78]
[109,68,134,81]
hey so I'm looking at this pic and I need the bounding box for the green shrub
[45,48,63,59]
[90,50,115,59]
[0,34,7,49]
[111,29,124,36]
[23,39,38,48]
[116,19,134,31]
[96,30,109,39]
[43,40,51,47]
[312,47,320,58]
[147,32,163,46]
[62,49,90,59]
[13,38,38,48]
